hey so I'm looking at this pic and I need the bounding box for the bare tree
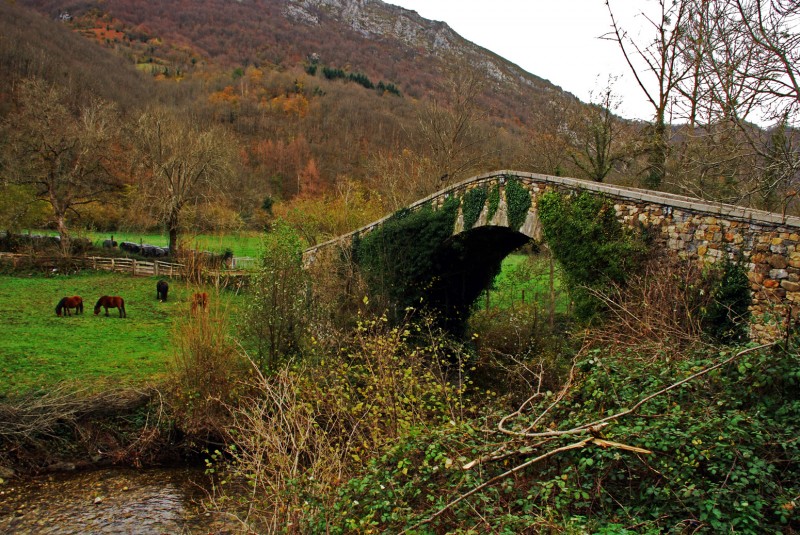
[569,83,632,182]
[604,0,694,189]
[700,0,800,213]
[2,78,121,254]
[729,0,800,124]
[413,64,495,189]
[133,110,237,254]
[522,93,574,177]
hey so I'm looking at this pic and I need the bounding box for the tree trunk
[55,214,71,257]
[644,119,667,189]
[167,209,180,256]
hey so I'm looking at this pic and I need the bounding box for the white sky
[385,0,653,121]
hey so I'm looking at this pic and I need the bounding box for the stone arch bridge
[304,170,800,340]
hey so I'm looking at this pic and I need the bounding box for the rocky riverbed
[0,466,237,534]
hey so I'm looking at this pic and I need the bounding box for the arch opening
[422,226,531,335]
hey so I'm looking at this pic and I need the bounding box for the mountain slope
[0,1,168,113]
[17,0,576,128]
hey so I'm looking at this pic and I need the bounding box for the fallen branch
[409,343,776,533]
[498,342,775,438]
[401,436,651,534]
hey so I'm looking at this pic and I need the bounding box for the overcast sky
[385,0,654,121]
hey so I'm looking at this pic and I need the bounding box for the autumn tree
[133,110,237,254]
[2,78,122,254]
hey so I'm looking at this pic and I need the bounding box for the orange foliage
[209,85,239,105]
[298,159,323,197]
[266,93,309,118]
[247,136,319,197]
[247,66,264,84]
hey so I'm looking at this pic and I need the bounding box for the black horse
[156,280,169,302]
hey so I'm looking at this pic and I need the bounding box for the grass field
[0,273,241,395]
[481,253,570,312]
[0,253,566,395]
[24,230,267,258]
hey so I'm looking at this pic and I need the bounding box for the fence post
[133,260,137,276]
[155,261,159,276]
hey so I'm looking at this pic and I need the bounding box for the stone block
[769,269,789,279]
[768,255,789,269]
[764,279,780,288]
[780,280,800,292]
[754,263,770,275]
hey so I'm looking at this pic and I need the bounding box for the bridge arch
[305,170,800,340]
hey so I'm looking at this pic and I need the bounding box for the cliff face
[283,0,554,91]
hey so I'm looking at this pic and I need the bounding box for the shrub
[309,341,800,533]
[213,314,469,531]
[240,221,308,372]
[170,303,244,438]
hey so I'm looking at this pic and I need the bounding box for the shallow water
[0,466,236,534]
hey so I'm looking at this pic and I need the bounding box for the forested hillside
[1,0,798,244]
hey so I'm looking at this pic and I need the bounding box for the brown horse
[191,292,209,314]
[55,296,83,316]
[94,296,126,318]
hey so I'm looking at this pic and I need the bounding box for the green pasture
[0,273,241,395]
[480,253,570,312]
[25,230,266,258]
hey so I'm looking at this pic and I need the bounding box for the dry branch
[405,342,776,533]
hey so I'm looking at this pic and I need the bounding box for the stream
[0,466,238,534]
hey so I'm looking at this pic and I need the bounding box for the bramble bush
[309,340,799,533]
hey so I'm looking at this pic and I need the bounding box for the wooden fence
[87,256,185,277]
[0,252,255,278]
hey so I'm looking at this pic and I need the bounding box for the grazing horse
[94,296,126,318]
[55,296,83,316]
[156,280,169,302]
[191,292,209,314]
